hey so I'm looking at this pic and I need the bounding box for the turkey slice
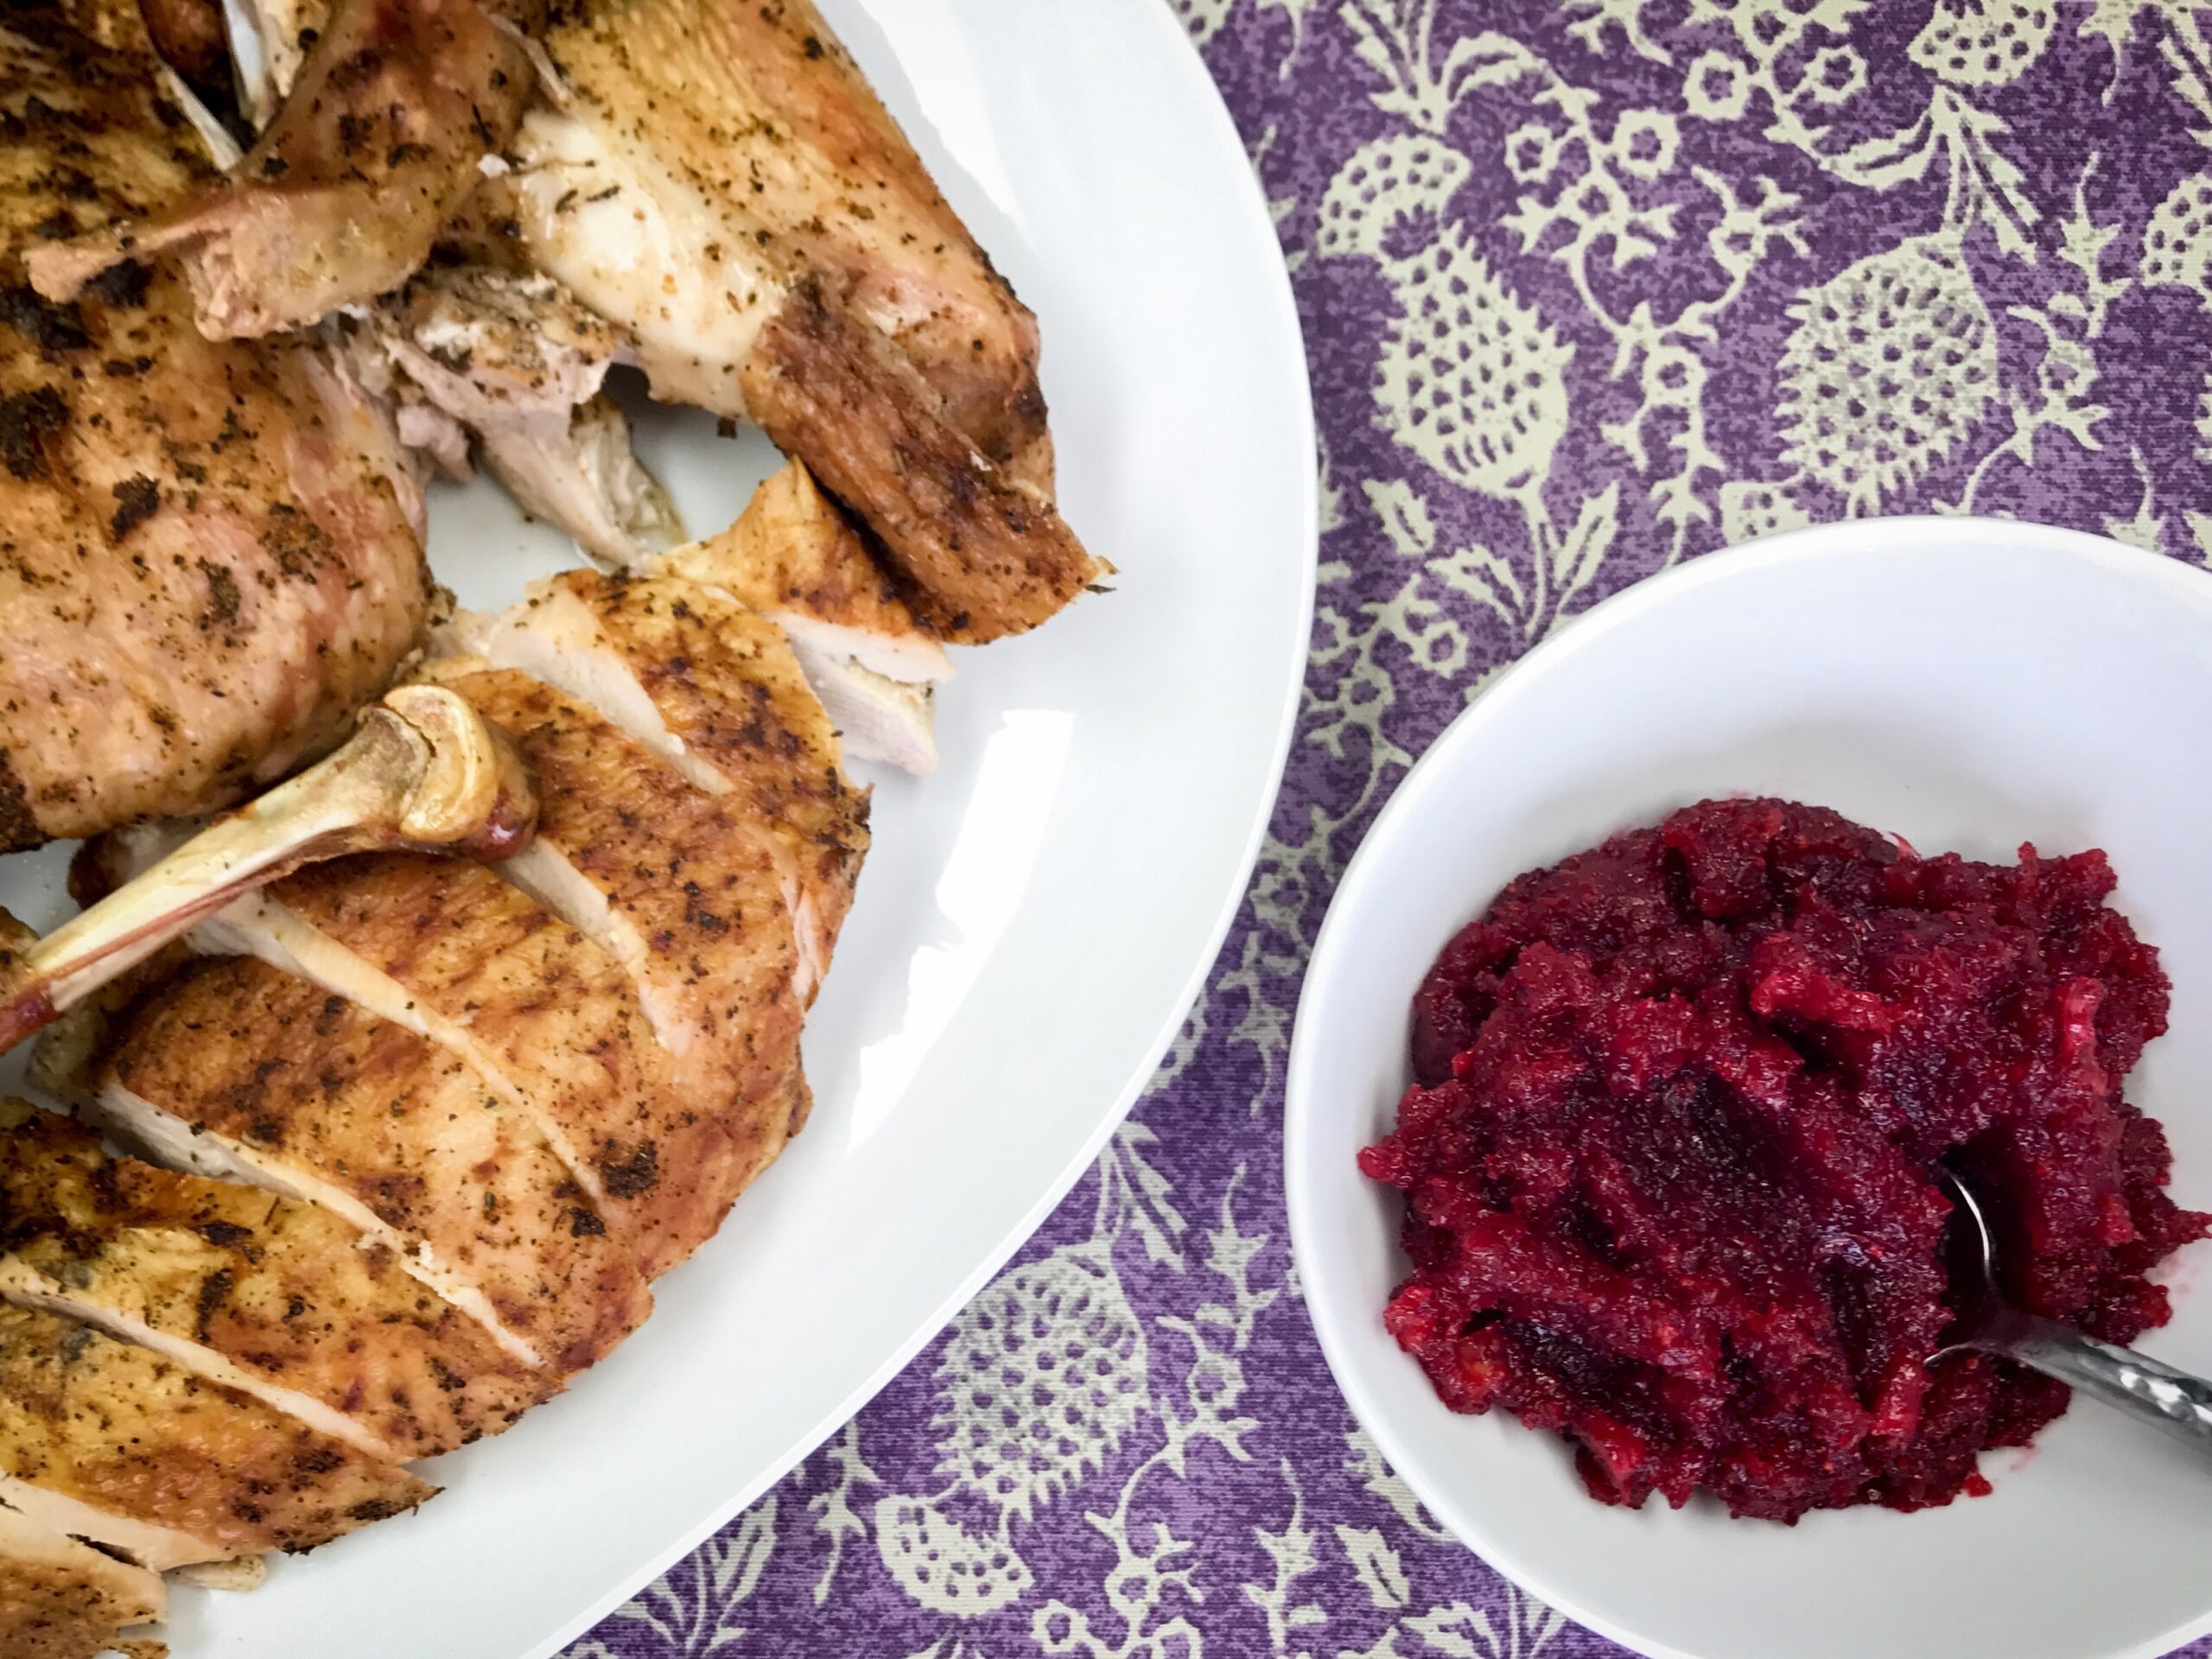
[0,1102,548,1460]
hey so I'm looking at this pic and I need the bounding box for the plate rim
[524,11,1319,1656]
[1283,515,2212,1659]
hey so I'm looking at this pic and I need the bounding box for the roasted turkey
[0,1496,165,1659]
[496,0,1105,641]
[39,0,1103,733]
[0,496,866,1652]
[0,2,431,853]
[0,0,1098,1649]
[26,0,545,340]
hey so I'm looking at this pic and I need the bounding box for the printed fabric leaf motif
[1363,479,1439,560]
[2101,461,2165,552]
[1343,1427,1453,1541]
[931,1244,1148,1524]
[1404,1602,1494,1659]
[2075,0,2154,53]
[1436,29,1551,105]
[805,1421,880,1608]
[1909,0,2057,88]
[874,1496,1033,1618]
[1549,482,1619,609]
[709,1498,777,1605]
[1826,118,1942,195]
[1105,1119,1190,1270]
[1777,234,1998,511]
[2187,508,2212,563]
[1243,1461,1326,1646]
[1335,1524,1410,1610]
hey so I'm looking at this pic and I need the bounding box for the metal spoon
[1935,1165,2212,1453]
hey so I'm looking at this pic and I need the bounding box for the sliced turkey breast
[0,1497,165,1659]
[0,1103,548,1459]
[664,462,949,683]
[206,855,749,1277]
[0,1302,432,1572]
[445,570,868,996]
[652,462,950,773]
[77,956,649,1374]
[421,666,808,1175]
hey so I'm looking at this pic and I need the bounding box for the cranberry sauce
[1359,799,2206,1522]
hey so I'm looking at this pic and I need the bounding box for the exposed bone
[0,685,537,1055]
[174,1554,267,1592]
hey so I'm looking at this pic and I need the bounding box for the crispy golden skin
[0,1499,164,1659]
[526,572,869,964]
[529,0,1047,467]
[657,461,949,677]
[506,0,1103,639]
[740,279,1101,641]
[0,10,428,852]
[94,957,650,1375]
[0,1106,550,1458]
[442,571,870,1152]
[430,665,809,1179]
[258,854,748,1276]
[652,462,948,774]
[0,1303,433,1562]
[29,0,543,339]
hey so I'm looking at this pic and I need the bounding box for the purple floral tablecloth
[570,3,2212,1655]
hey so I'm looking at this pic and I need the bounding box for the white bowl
[1285,518,2212,1659]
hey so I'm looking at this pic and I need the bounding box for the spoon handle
[1980,1313,2212,1454]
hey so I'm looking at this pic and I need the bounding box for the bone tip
[380,685,542,850]
[454,779,541,863]
[0,987,56,1058]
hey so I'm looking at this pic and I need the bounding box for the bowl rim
[1281,514,2212,1659]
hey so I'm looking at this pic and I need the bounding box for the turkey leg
[0,685,537,1052]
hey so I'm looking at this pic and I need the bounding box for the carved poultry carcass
[0,3,432,851]
[0,512,864,1656]
[38,0,1103,775]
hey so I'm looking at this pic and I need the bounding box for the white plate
[0,6,1315,1654]
[1286,518,2212,1659]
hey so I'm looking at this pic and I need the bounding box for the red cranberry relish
[1359,798,2206,1522]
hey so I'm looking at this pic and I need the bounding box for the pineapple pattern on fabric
[929,1246,1148,1526]
[569,4,2212,1658]
[1319,136,1576,503]
[1775,235,2000,511]
[1909,0,2057,88]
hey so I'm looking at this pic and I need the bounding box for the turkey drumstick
[0,685,537,1055]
